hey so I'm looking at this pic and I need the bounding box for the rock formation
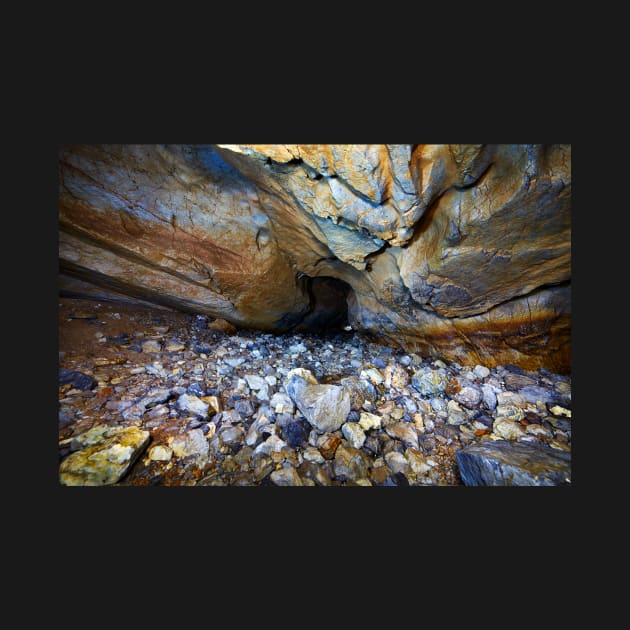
[59,144,571,372]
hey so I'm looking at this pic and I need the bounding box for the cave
[58,144,571,487]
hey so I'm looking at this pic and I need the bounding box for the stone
[318,435,342,460]
[176,394,209,417]
[59,369,97,391]
[358,412,382,431]
[244,374,267,390]
[271,467,304,486]
[493,417,527,440]
[285,367,318,385]
[384,422,419,450]
[454,385,482,409]
[60,426,150,486]
[411,367,449,396]
[142,339,162,353]
[148,444,172,461]
[234,399,255,418]
[303,447,325,464]
[446,400,468,426]
[270,392,295,415]
[456,440,571,486]
[283,419,309,449]
[285,375,351,433]
[342,422,366,449]
[473,365,490,379]
[333,445,370,482]
[220,425,246,445]
[340,376,377,409]
[481,384,498,410]
[253,434,288,457]
[385,451,409,475]
[360,368,385,385]
[170,429,210,458]
[383,364,410,389]
[405,448,431,475]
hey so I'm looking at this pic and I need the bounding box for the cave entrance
[295,275,352,334]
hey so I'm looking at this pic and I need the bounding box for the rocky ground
[58,297,571,486]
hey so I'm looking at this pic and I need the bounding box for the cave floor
[58,297,571,486]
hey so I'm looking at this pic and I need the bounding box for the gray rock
[411,366,448,396]
[244,374,267,390]
[269,392,295,415]
[473,365,490,379]
[518,385,558,405]
[398,355,412,367]
[286,375,350,433]
[176,394,209,417]
[481,384,498,410]
[446,400,467,426]
[234,398,256,418]
[456,440,571,486]
[342,422,366,449]
[271,467,304,486]
[220,425,246,445]
[224,357,245,368]
[454,385,482,409]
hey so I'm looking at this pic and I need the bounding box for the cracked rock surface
[59,144,570,372]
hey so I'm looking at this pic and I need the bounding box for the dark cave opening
[293,275,353,335]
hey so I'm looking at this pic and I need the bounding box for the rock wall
[58,144,571,372]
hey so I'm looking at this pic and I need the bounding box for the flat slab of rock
[60,425,150,486]
[456,440,571,486]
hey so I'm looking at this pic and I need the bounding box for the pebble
[58,298,571,486]
[176,394,209,417]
